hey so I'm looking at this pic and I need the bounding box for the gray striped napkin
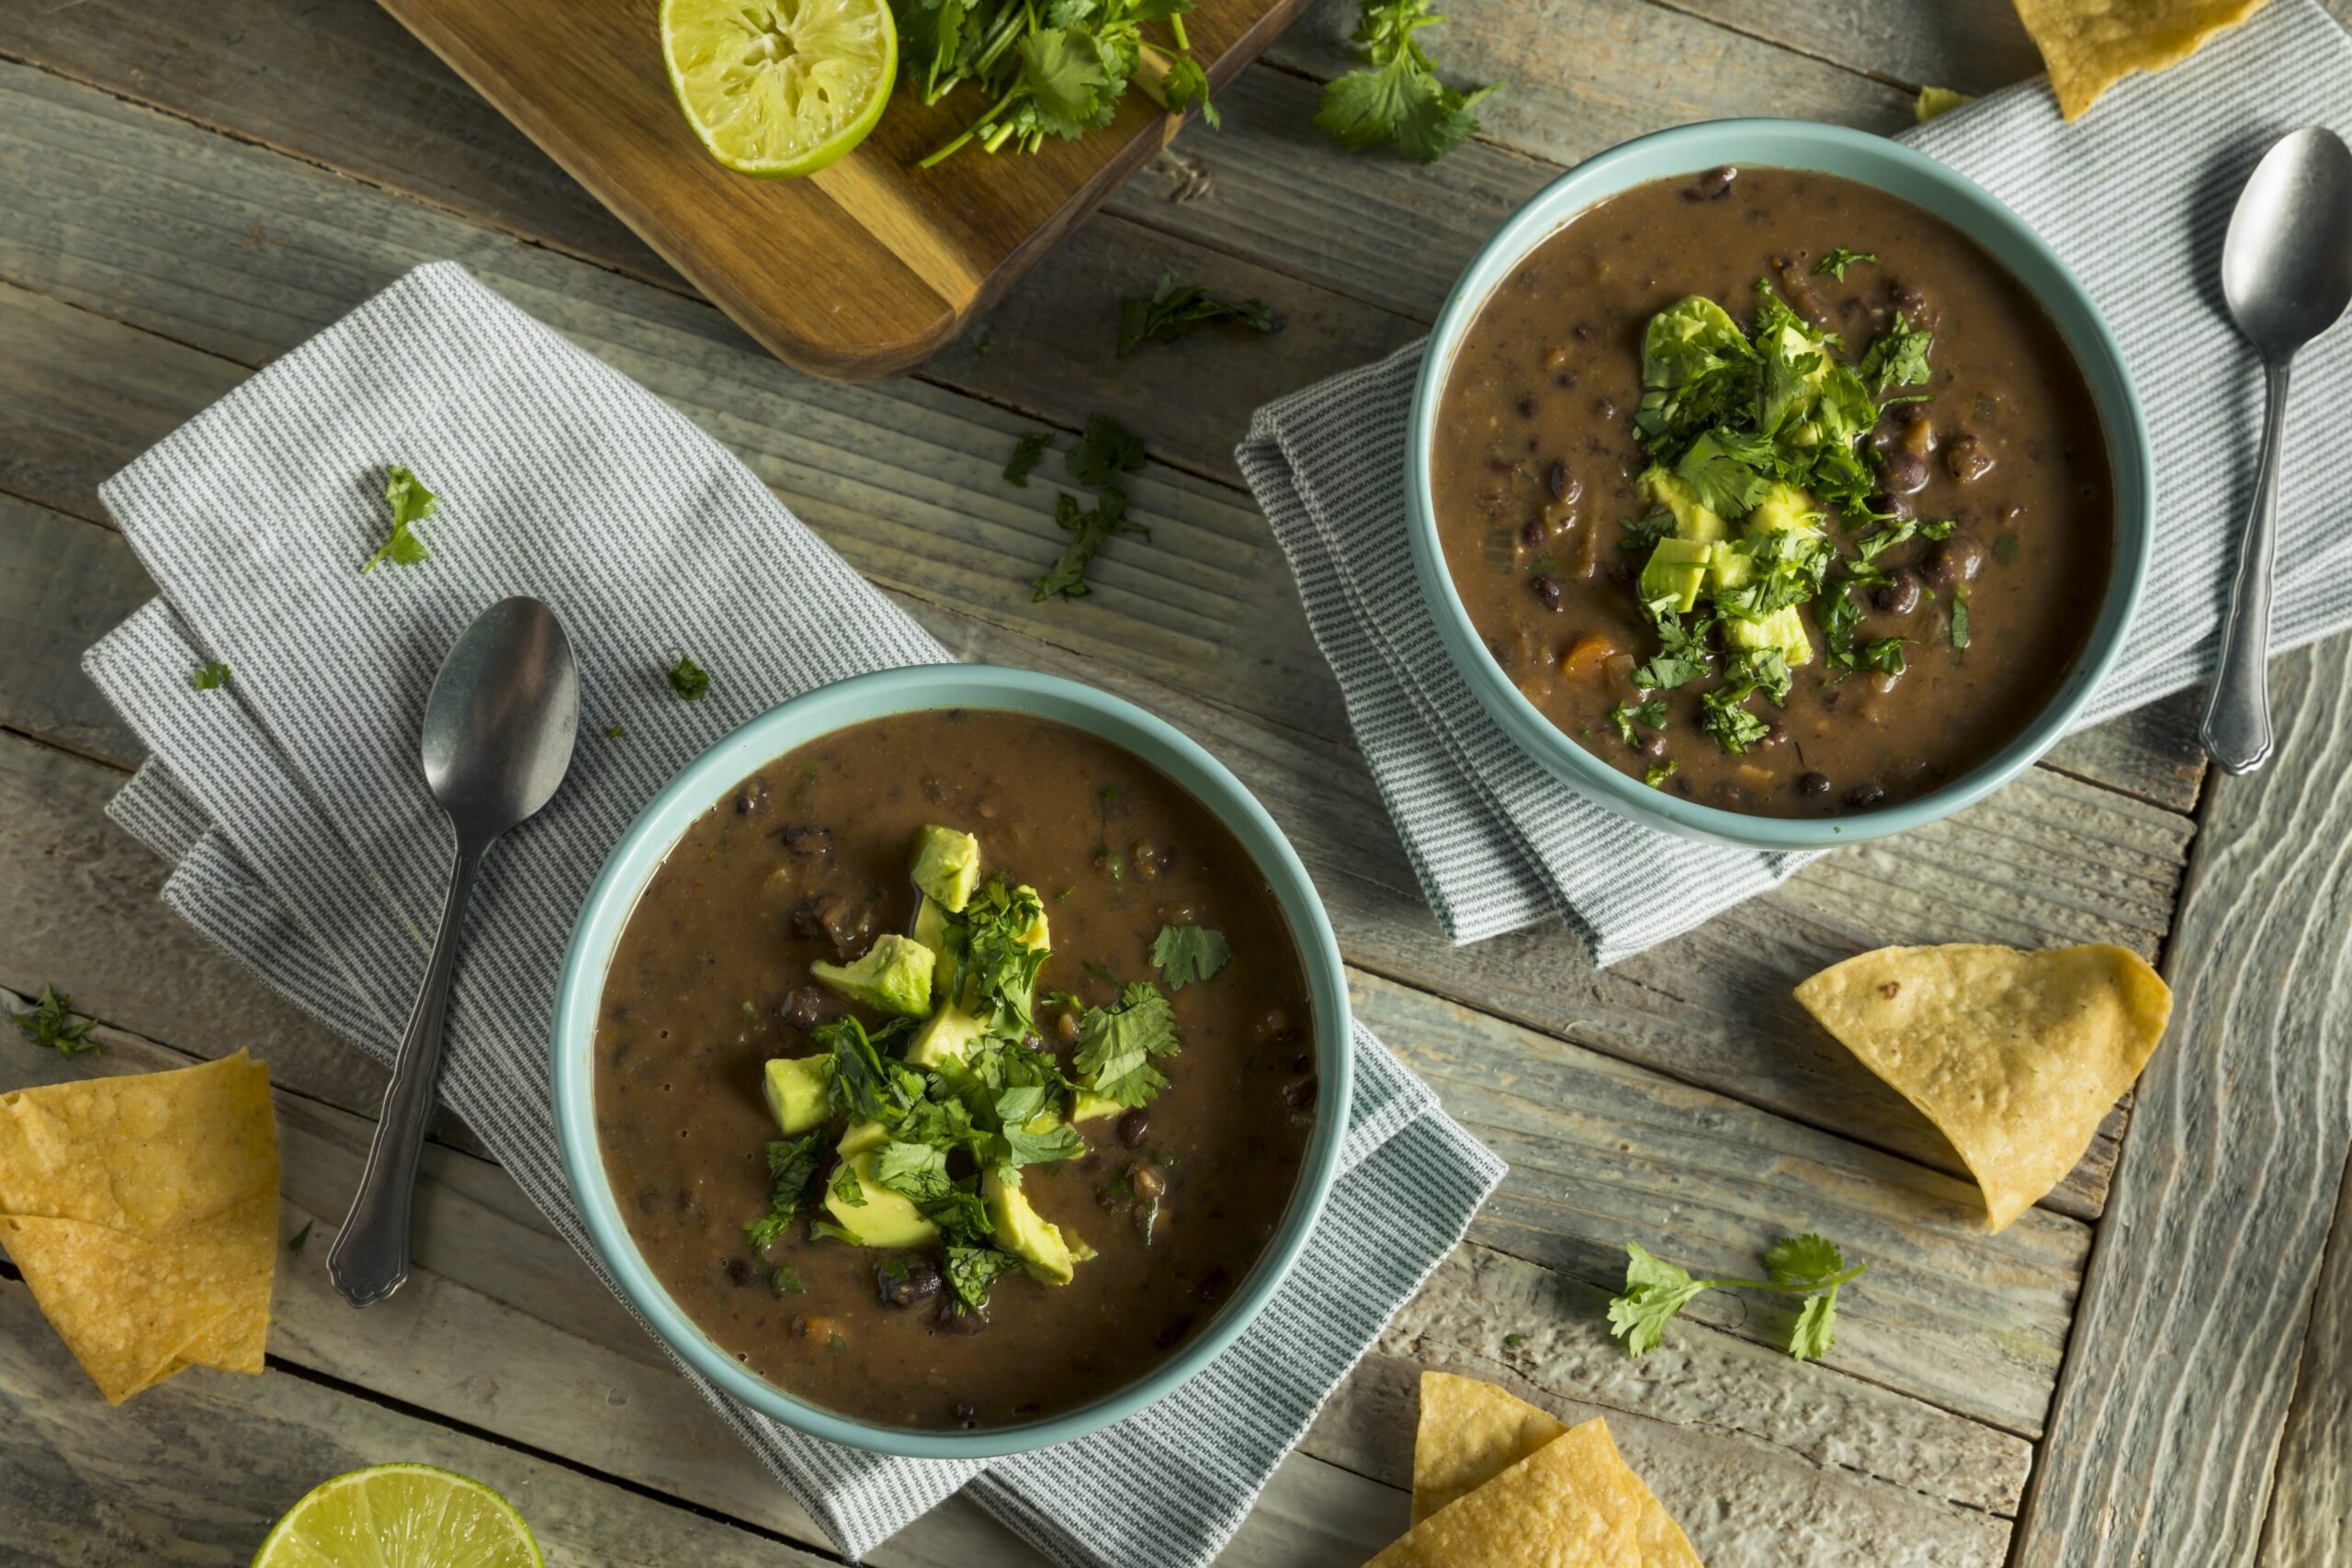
[1238,0,2352,963]
[80,261,1506,1566]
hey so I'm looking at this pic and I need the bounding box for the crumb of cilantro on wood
[14,986,100,1057]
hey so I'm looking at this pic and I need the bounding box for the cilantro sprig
[1607,1234,1866,1362]
[1072,980,1180,1107]
[362,466,439,573]
[14,986,98,1057]
[1316,0,1500,164]
[1118,276,1285,356]
[1149,923,1231,988]
[1028,416,1152,602]
[1812,247,1877,282]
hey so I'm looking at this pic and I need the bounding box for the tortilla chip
[1378,1411,1701,1567]
[1413,1371,1570,1523]
[2013,0,2271,119]
[1796,944,2171,1231]
[0,1052,277,1402]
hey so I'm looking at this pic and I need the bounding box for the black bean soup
[1432,166,2113,816]
[594,708,1316,1431]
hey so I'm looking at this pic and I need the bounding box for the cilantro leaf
[1700,689,1770,754]
[817,1015,922,1124]
[14,986,97,1057]
[1150,923,1232,988]
[828,1160,868,1208]
[1951,596,1971,649]
[1118,276,1283,356]
[1315,0,1500,164]
[1004,431,1053,486]
[1789,1292,1840,1362]
[744,1133,825,1250]
[1618,511,1676,553]
[667,653,711,702]
[1159,55,1219,128]
[1764,1232,1848,1286]
[1813,247,1877,282]
[1856,319,1934,393]
[191,662,232,692]
[997,1117,1087,1172]
[771,1266,806,1295]
[1645,760,1679,789]
[1609,698,1667,747]
[1032,485,1149,602]
[1609,1235,1866,1360]
[944,1243,1023,1314]
[1067,414,1147,487]
[1072,980,1181,1108]
[362,465,438,573]
[871,1140,954,1204]
[1631,610,1715,692]
[1605,1244,1711,1356]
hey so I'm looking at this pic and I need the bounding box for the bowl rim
[548,662,1355,1459]
[1404,117,2156,850]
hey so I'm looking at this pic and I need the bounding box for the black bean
[780,825,832,858]
[1681,164,1736,202]
[1872,568,1923,615]
[1880,450,1928,496]
[1869,491,1916,522]
[878,1258,943,1308]
[1889,279,1928,321]
[1116,1110,1151,1148]
[1531,574,1564,613]
[736,778,772,815]
[1516,394,1538,419]
[1945,434,1995,483]
[1521,516,1548,549]
[1054,1010,1081,1043]
[1548,462,1581,503]
[1195,1266,1231,1301]
[1761,721,1791,747]
[1844,782,1888,808]
[1797,772,1833,797]
[1282,1076,1318,1110]
[725,1258,754,1288]
[780,985,826,1030]
[1130,1164,1168,1202]
[1922,537,1985,589]
[937,1306,989,1336]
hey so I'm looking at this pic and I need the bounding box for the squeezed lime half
[662,0,898,178]
[249,1463,544,1568]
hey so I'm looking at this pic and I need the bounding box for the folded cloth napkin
[1238,0,2352,964]
[80,261,1507,1565]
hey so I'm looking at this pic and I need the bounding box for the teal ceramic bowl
[1407,118,2154,849]
[550,664,1353,1459]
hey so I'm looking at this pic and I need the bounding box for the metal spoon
[328,596,580,1306]
[2199,126,2352,775]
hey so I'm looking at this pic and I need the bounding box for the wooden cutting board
[375,0,1309,380]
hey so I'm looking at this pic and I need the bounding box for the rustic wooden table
[4,1,2349,1563]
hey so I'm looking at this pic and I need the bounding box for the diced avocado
[907,999,987,1069]
[1639,468,1727,545]
[1746,483,1822,539]
[982,1171,1075,1285]
[1017,904,1050,953]
[825,1151,937,1247]
[838,1119,889,1156]
[1709,539,1757,595]
[910,825,981,914]
[910,896,962,1002]
[763,1055,831,1135]
[810,933,934,1018]
[1640,536,1713,615]
[1070,1090,1123,1124]
[1724,604,1815,667]
[1641,296,1747,390]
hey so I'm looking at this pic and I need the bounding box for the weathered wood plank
[0,1002,2030,1565]
[2013,637,2352,1568]
[2261,1154,2352,1566]
[0,489,152,765]
[0,481,2181,1229]
[0,1283,842,1568]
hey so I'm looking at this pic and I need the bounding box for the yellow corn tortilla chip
[1413,1371,1570,1524]
[2014,0,2271,119]
[1796,943,2171,1231]
[0,1052,277,1403]
[1378,1411,1701,1567]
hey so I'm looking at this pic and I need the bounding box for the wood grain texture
[2263,1155,2352,1565]
[0,1001,2028,1566]
[2013,637,2352,1568]
[372,0,1307,379]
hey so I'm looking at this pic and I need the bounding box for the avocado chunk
[1745,483,1823,539]
[810,933,934,1018]
[910,825,981,914]
[1640,536,1713,615]
[824,1151,938,1247]
[763,1055,831,1135]
[1069,1090,1123,1124]
[837,1118,889,1157]
[907,999,987,1069]
[982,1171,1076,1285]
[1640,468,1728,546]
[1724,604,1815,667]
[1641,296,1747,392]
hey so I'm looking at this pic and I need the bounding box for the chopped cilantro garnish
[1150,924,1232,988]
[362,466,438,573]
[1072,980,1181,1108]
[810,1219,862,1246]
[191,661,232,692]
[828,1161,869,1209]
[1700,689,1770,753]
[1066,414,1147,488]
[1630,611,1715,692]
[1951,597,1971,650]
[1645,760,1679,789]
[1118,276,1284,357]
[1919,518,1958,540]
[1315,0,1501,164]
[1608,1234,1865,1361]
[944,1243,1022,1314]
[744,1133,825,1250]
[1856,319,1934,394]
[1032,487,1148,602]
[14,986,97,1056]
[667,653,710,702]
[1609,699,1668,747]
[1619,511,1677,552]
[1994,532,2022,565]
[1003,431,1052,487]
[771,1266,806,1295]
[1812,247,1877,282]
[1859,637,1907,678]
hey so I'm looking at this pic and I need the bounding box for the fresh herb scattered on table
[667,653,711,702]
[1117,275,1285,356]
[1316,0,1500,164]
[15,986,98,1057]
[362,465,439,573]
[190,661,232,692]
[1003,430,1054,486]
[1607,1234,1865,1362]
[1021,414,1153,602]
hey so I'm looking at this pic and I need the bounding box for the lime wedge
[250,1463,543,1568]
[662,0,898,178]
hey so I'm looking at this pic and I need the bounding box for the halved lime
[662,0,898,178]
[249,1463,543,1568]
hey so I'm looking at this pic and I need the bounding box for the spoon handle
[327,834,487,1306]
[2200,358,2295,775]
